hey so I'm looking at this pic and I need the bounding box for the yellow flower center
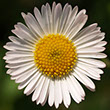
[34,34,77,79]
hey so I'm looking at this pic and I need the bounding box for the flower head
[4,2,107,108]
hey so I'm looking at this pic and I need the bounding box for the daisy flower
[4,2,107,108]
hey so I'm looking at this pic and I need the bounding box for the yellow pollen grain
[34,34,77,79]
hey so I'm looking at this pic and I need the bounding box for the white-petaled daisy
[3,2,107,108]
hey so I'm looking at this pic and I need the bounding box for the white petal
[94,41,107,47]
[21,12,44,38]
[9,36,30,45]
[77,47,105,53]
[4,42,34,51]
[45,3,52,34]
[73,26,101,44]
[72,23,98,42]
[18,71,39,90]
[78,58,106,68]
[7,62,34,75]
[12,23,37,44]
[5,51,33,58]
[61,79,71,108]
[41,5,50,34]
[58,4,71,34]
[82,61,103,74]
[24,71,41,95]
[54,80,62,108]
[68,15,88,40]
[10,66,36,79]
[11,74,21,80]
[77,37,105,49]
[51,3,62,34]
[78,53,107,59]
[36,78,50,104]
[15,67,37,83]
[5,56,34,64]
[51,2,56,33]
[34,7,47,34]
[5,61,34,68]
[48,80,54,106]
[69,75,85,99]
[63,6,78,35]
[77,61,103,76]
[10,63,35,76]
[75,9,86,17]
[67,10,87,39]
[6,69,13,74]
[74,32,104,46]
[32,75,45,101]
[73,71,95,91]
[75,66,100,80]
[67,76,82,103]
[60,5,72,34]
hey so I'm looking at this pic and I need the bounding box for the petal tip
[21,12,26,18]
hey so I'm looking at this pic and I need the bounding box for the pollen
[34,34,77,79]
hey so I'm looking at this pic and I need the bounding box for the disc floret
[34,34,77,78]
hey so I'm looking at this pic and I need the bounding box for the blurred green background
[0,0,110,110]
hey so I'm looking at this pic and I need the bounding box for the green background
[0,0,110,110]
